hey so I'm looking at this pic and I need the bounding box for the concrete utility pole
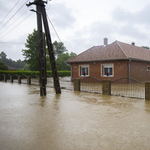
[26,0,61,95]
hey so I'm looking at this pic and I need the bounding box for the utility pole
[27,0,61,95]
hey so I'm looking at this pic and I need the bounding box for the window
[80,65,89,76]
[147,66,150,71]
[102,64,113,76]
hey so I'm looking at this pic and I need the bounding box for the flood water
[0,82,150,150]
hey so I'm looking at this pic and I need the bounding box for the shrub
[0,70,71,78]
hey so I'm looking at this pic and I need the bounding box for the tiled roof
[66,40,150,63]
[6,65,18,70]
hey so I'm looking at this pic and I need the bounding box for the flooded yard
[0,82,150,150]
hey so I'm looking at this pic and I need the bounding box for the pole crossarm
[26,0,47,7]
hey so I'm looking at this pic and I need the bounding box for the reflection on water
[0,82,150,150]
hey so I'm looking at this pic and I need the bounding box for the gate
[80,77,102,94]
[111,78,145,99]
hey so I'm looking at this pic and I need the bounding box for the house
[66,38,150,82]
[6,65,18,71]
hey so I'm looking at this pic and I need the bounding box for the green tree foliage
[0,62,8,70]
[0,51,7,64]
[22,30,76,71]
[53,41,67,58]
[22,29,39,71]
[56,52,77,71]
[141,46,150,50]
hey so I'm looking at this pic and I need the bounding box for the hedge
[0,70,71,78]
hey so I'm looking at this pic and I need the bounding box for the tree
[22,29,39,71]
[0,62,8,70]
[53,41,67,58]
[0,51,26,69]
[22,29,69,71]
[141,46,149,50]
[0,51,7,64]
[56,52,77,71]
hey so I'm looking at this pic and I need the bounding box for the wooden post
[27,76,31,85]
[74,79,80,91]
[102,80,111,95]
[145,82,150,100]
[4,75,7,82]
[18,76,21,84]
[0,75,2,81]
[10,76,13,83]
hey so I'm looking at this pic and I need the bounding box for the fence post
[74,79,80,91]
[0,75,2,81]
[10,76,13,83]
[4,75,7,82]
[102,80,111,95]
[18,76,21,84]
[145,82,150,100]
[27,76,31,85]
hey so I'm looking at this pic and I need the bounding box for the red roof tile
[66,40,150,63]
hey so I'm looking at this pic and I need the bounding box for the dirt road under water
[0,82,150,150]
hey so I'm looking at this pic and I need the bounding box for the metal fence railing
[0,74,146,99]
[111,78,145,99]
[0,74,73,91]
[80,77,102,94]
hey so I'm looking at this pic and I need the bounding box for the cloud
[48,3,76,29]
[112,4,150,25]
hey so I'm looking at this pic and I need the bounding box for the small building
[66,38,150,82]
[7,65,18,71]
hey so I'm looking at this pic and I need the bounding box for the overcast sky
[0,0,150,61]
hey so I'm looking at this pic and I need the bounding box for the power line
[0,42,25,44]
[0,9,29,35]
[0,13,33,39]
[0,0,21,26]
[46,13,61,42]
[0,1,28,31]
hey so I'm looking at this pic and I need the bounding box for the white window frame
[79,65,89,77]
[147,66,150,71]
[101,64,114,77]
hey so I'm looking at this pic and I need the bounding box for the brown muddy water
[0,82,150,150]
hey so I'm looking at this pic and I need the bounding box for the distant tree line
[141,46,150,49]
[0,51,26,70]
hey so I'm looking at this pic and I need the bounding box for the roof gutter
[128,58,131,84]
[66,58,129,64]
[66,57,150,64]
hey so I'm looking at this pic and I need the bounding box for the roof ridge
[116,41,128,58]
[66,46,100,62]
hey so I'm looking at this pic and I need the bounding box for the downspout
[128,58,131,84]
[71,64,72,81]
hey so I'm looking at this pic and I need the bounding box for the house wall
[130,61,150,82]
[71,60,128,81]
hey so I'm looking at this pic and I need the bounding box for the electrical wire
[46,13,61,42]
[0,13,33,39]
[0,1,28,31]
[0,42,25,44]
[0,0,21,26]
[1,9,29,35]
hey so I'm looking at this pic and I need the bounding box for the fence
[1,74,150,100]
[111,78,145,99]
[74,77,150,100]
[80,77,102,94]
[0,74,73,91]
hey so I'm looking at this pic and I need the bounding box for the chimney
[131,42,135,46]
[104,37,108,46]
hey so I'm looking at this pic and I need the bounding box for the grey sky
[0,0,150,60]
